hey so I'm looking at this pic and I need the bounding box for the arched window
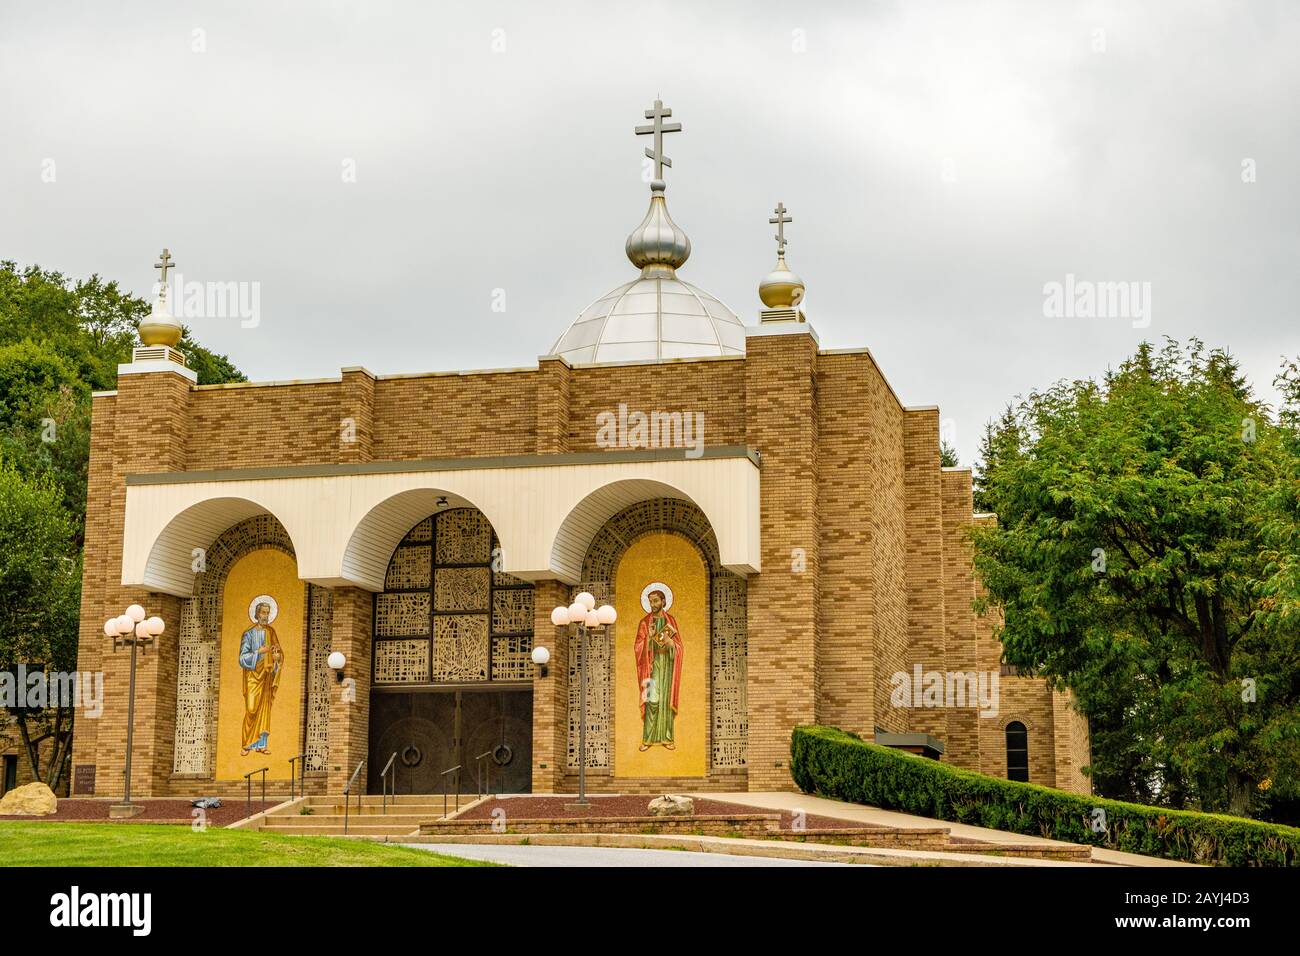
[1006,721,1029,782]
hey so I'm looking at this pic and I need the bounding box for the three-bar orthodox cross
[635,98,682,182]
[770,203,792,257]
[154,248,177,299]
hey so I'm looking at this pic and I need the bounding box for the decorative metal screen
[172,514,331,775]
[304,585,334,771]
[173,621,215,774]
[571,498,749,771]
[373,508,533,685]
[709,571,749,768]
[566,581,613,770]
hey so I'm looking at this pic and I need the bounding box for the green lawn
[0,823,490,867]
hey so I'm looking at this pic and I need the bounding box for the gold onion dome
[759,201,804,309]
[138,247,184,347]
[759,256,805,308]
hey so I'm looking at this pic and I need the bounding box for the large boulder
[647,794,694,817]
[0,781,58,816]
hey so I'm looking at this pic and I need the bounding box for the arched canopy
[137,496,303,597]
[121,448,760,592]
[551,479,715,583]
[342,488,487,592]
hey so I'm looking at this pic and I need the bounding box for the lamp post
[550,592,616,806]
[103,605,165,818]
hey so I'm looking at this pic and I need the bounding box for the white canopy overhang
[121,447,762,596]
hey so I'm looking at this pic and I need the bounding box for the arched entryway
[171,513,332,782]
[564,497,748,788]
[366,507,535,794]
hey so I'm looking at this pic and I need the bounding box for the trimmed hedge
[790,726,1300,866]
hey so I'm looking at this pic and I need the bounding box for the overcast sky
[2,0,1297,465]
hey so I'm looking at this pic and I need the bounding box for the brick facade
[70,327,1090,800]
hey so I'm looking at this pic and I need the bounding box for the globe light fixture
[327,651,347,681]
[530,645,551,677]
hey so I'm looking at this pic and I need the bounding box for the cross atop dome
[635,98,682,186]
[625,96,692,276]
[138,246,185,351]
[154,247,177,304]
[759,200,806,314]
[549,96,747,364]
[770,202,792,257]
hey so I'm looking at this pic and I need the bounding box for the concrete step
[303,794,481,808]
[262,813,435,827]
[300,803,455,816]
[259,823,423,836]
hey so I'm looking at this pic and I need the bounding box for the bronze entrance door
[368,688,533,794]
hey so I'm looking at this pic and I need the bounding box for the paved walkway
[405,842,857,867]
[692,791,1193,867]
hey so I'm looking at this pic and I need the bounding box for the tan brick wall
[338,367,375,463]
[865,362,908,735]
[814,354,874,736]
[981,679,1057,785]
[326,588,372,792]
[565,358,746,451]
[76,371,191,800]
[74,341,1083,799]
[372,372,536,460]
[1052,689,1093,795]
[939,470,981,770]
[529,580,569,792]
[744,333,819,790]
[903,409,948,742]
[535,359,571,455]
[71,392,116,767]
[187,381,341,469]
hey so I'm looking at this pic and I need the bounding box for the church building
[69,100,1090,802]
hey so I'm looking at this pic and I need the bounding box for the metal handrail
[440,764,462,819]
[243,766,269,820]
[288,753,306,800]
[474,751,492,798]
[342,758,365,835]
[380,752,398,815]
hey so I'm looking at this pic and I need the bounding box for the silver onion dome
[549,185,744,364]
[625,180,690,276]
[548,97,744,365]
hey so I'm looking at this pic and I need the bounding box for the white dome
[550,275,746,365]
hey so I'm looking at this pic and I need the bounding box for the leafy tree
[973,339,1300,819]
[180,328,247,386]
[0,341,91,530]
[0,465,81,790]
[0,262,245,538]
[939,440,959,468]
